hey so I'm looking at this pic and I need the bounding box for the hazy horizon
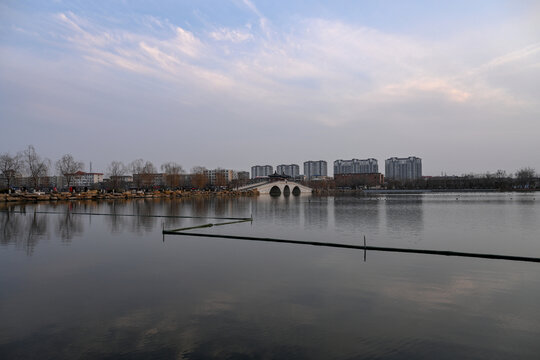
[1,1,539,176]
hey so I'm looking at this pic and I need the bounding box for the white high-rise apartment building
[334,158,378,175]
[303,161,327,179]
[251,165,273,179]
[276,164,300,178]
[385,157,422,181]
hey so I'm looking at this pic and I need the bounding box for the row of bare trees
[0,146,86,190]
[0,146,194,191]
[1,146,52,190]
[106,159,188,191]
[106,162,223,191]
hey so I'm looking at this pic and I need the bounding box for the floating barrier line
[4,210,537,263]
[0,210,251,221]
[162,231,540,264]
[167,219,252,232]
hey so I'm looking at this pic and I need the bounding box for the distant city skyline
[1,1,539,175]
[0,145,537,178]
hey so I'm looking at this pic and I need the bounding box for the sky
[1,0,539,176]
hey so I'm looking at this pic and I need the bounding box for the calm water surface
[1,193,539,359]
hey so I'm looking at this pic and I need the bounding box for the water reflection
[128,199,158,232]
[303,197,328,229]
[56,211,84,242]
[384,195,424,244]
[0,207,48,255]
[191,197,212,218]
[333,196,381,239]
[102,201,129,233]
[1,194,540,359]
[251,196,302,226]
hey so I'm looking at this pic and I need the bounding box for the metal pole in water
[363,235,367,262]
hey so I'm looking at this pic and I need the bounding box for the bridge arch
[269,186,281,196]
[292,186,301,196]
[283,185,290,196]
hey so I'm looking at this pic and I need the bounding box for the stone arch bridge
[238,181,312,196]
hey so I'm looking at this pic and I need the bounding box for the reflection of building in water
[333,198,381,234]
[250,196,301,226]
[384,196,424,237]
[304,198,328,229]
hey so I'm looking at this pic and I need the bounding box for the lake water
[1,192,539,359]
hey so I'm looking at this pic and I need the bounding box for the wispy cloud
[209,27,253,43]
[42,11,540,124]
[241,0,271,38]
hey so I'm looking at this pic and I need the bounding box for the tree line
[0,145,219,191]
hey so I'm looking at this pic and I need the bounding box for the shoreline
[0,189,259,203]
[2,188,537,204]
[313,188,537,195]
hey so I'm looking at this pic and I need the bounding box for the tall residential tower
[276,164,300,178]
[251,165,273,179]
[334,158,378,175]
[385,157,422,181]
[304,160,327,180]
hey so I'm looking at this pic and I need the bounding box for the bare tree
[55,154,83,189]
[516,167,536,188]
[191,166,208,189]
[130,159,157,189]
[516,167,535,179]
[495,169,507,179]
[141,161,157,189]
[161,162,184,189]
[23,145,49,190]
[107,161,127,191]
[130,159,145,189]
[130,159,144,174]
[0,152,23,189]
[215,172,227,188]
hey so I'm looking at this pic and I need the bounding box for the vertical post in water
[363,235,367,262]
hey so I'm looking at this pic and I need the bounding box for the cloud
[44,11,539,119]
[240,0,272,38]
[479,42,540,71]
[209,27,253,43]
